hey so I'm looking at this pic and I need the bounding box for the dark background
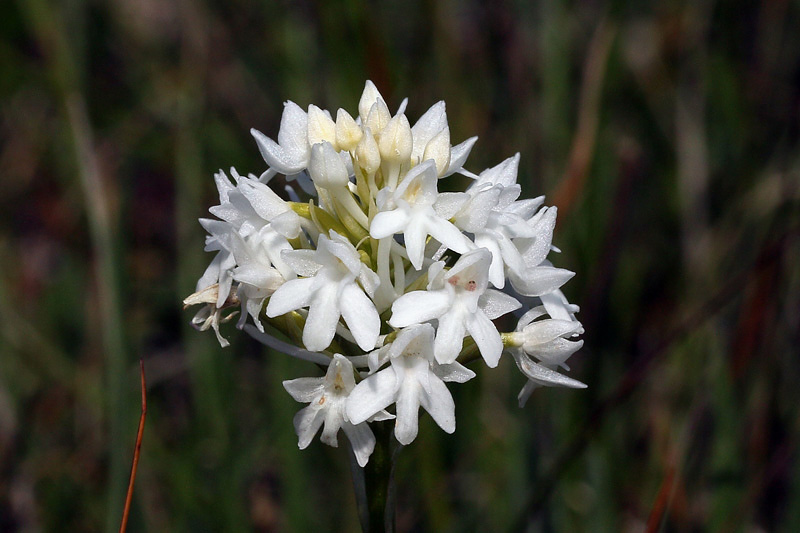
[1,0,799,531]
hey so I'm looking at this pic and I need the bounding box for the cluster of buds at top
[185,81,585,466]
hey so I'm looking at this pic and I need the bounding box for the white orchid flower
[266,231,380,352]
[346,324,474,445]
[389,249,521,367]
[370,159,472,270]
[283,354,378,467]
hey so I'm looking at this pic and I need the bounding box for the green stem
[358,420,396,532]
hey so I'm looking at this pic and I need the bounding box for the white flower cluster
[185,81,585,466]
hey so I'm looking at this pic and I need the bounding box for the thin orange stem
[119,360,147,533]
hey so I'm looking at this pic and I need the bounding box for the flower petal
[433,361,476,384]
[394,379,421,445]
[342,422,376,467]
[303,284,340,351]
[283,377,325,403]
[370,210,410,239]
[293,405,325,449]
[465,311,502,368]
[346,369,398,425]
[479,289,521,320]
[514,356,587,389]
[282,249,322,277]
[418,377,456,434]
[444,136,478,177]
[266,277,315,317]
[434,309,466,364]
[389,290,451,328]
[340,283,380,351]
[425,217,472,256]
[509,266,575,297]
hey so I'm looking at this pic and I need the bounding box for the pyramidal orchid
[184,81,586,529]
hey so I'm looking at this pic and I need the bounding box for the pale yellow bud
[378,114,413,165]
[422,127,451,176]
[355,128,381,175]
[307,105,337,149]
[365,100,391,138]
[308,141,349,188]
[358,80,384,122]
[335,108,363,152]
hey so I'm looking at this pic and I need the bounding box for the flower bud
[355,128,381,174]
[365,100,391,138]
[422,127,451,176]
[378,114,413,166]
[335,108,363,151]
[358,80,384,122]
[308,141,349,188]
[307,105,337,149]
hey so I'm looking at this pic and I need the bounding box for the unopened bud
[308,142,349,188]
[365,100,391,138]
[378,114,413,165]
[422,127,451,176]
[358,80,384,122]
[355,128,381,174]
[307,105,337,149]
[335,108,363,151]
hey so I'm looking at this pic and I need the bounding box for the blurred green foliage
[1,0,799,531]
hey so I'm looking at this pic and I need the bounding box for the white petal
[403,217,428,270]
[283,377,325,403]
[270,210,302,239]
[418,376,456,433]
[277,101,310,163]
[433,192,469,220]
[342,422,376,467]
[238,179,290,221]
[455,188,500,232]
[233,264,283,292]
[303,284,340,351]
[519,207,557,268]
[293,405,325,449]
[340,283,380,351]
[443,136,478,177]
[346,369,398,425]
[394,379,421,445]
[426,217,472,255]
[433,361,476,384]
[370,210,410,239]
[251,129,304,175]
[465,311,502,368]
[510,267,574,297]
[434,309,466,364]
[479,289,522,320]
[514,357,587,389]
[530,338,584,366]
[478,153,519,188]
[523,319,582,346]
[265,277,315,317]
[320,403,345,447]
[515,306,548,330]
[281,249,321,277]
[540,289,580,322]
[389,290,451,328]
